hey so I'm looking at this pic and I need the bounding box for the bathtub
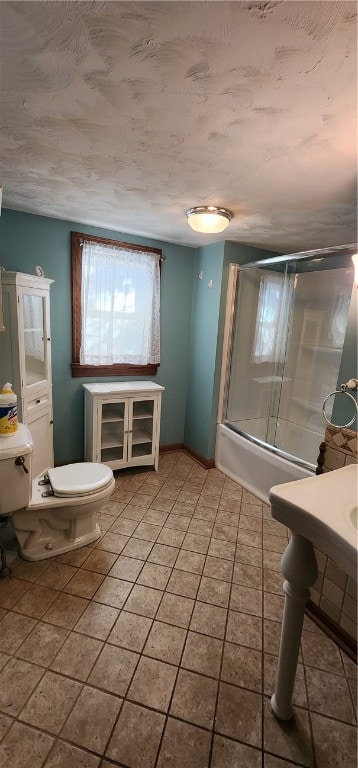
[215,423,314,504]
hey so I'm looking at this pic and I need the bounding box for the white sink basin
[269,464,358,581]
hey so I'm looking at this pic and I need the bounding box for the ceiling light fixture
[186,206,233,234]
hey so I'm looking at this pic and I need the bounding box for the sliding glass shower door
[224,252,354,467]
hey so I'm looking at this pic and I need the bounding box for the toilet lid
[47,463,113,497]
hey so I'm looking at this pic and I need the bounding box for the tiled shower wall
[311,425,357,642]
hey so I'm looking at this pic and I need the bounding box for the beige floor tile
[233,562,263,589]
[106,700,165,768]
[108,555,143,581]
[119,504,147,521]
[190,601,227,639]
[148,543,179,567]
[0,612,37,653]
[0,721,54,768]
[137,562,171,590]
[197,575,231,608]
[212,734,261,768]
[156,592,194,628]
[81,549,118,574]
[121,538,154,560]
[107,610,152,652]
[157,528,186,547]
[61,685,122,754]
[0,712,13,742]
[150,498,176,513]
[181,630,223,678]
[264,569,284,595]
[216,681,262,747]
[19,670,81,734]
[211,524,238,543]
[92,576,133,609]
[16,621,69,667]
[35,562,77,590]
[181,532,210,554]
[42,592,89,629]
[43,740,100,767]
[124,584,163,618]
[56,547,93,566]
[226,609,262,650]
[305,665,355,722]
[239,514,262,532]
[166,569,200,599]
[12,559,50,583]
[0,577,30,609]
[175,549,205,574]
[266,654,306,709]
[143,509,169,526]
[264,592,285,622]
[88,643,139,696]
[235,543,262,567]
[311,711,357,768]
[222,641,262,692]
[64,570,105,599]
[188,518,214,537]
[341,651,357,681]
[164,514,191,531]
[96,532,129,554]
[203,555,233,582]
[230,583,262,616]
[263,534,288,554]
[144,621,186,665]
[208,538,236,561]
[237,530,262,549]
[170,668,217,728]
[12,584,58,618]
[128,655,177,712]
[263,699,313,766]
[74,602,119,640]
[263,550,282,572]
[264,756,299,768]
[50,632,103,681]
[301,631,344,675]
[0,652,10,672]
[109,517,139,536]
[133,521,162,542]
[156,717,211,768]
[0,657,44,716]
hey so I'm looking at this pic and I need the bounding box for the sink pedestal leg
[271,534,318,721]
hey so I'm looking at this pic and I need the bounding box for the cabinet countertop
[83,382,165,395]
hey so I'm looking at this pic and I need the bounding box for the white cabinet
[0,272,54,475]
[83,382,165,471]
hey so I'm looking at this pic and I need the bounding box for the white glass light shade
[186,206,232,233]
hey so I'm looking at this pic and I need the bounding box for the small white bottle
[0,382,18,436]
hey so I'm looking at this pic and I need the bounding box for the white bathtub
[215,423,314,504]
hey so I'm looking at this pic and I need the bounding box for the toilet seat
[47,463,113,498]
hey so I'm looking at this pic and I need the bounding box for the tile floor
[0,451,356,768]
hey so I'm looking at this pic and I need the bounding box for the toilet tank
[0,423,33,516]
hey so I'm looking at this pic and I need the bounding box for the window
[253,273,294,364]
[71,232,161,377]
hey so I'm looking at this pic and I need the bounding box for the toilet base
[18,523,101,561]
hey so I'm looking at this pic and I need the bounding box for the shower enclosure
[219,245,356,475]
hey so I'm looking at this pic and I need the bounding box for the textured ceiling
[1,0,357,253]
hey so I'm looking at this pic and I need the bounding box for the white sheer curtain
[253,272,294,364]
[80,240,160,365]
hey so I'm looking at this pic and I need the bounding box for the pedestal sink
[268,463,358,721]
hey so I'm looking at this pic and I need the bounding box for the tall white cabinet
[0,271,54,476]
[83,382,164,471]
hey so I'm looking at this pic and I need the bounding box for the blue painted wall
[0,209,195,462]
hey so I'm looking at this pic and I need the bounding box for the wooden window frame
[71,231,161,378]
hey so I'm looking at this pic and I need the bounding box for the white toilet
[0,423,115,561]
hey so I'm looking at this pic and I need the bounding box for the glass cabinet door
[129,398,155,460]
[100,401,126,463]
[22,293,47,387]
